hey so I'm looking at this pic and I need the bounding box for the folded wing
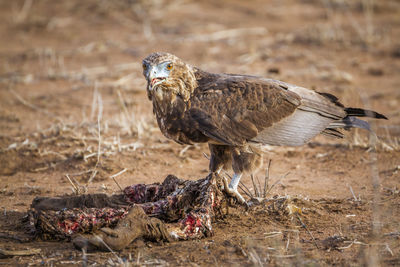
[190,74,386,147]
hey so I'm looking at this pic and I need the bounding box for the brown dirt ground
[0,0,399,266]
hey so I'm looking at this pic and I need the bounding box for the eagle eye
[166,63,173,71]
[142,63,147,70]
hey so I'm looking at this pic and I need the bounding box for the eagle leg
[222,173,246,204]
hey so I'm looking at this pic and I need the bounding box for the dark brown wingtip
[344,108,388,120]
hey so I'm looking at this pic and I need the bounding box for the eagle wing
[189,74,347,147]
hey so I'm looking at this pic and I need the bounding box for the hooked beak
[148,66,166,89]
[151,77,166,88]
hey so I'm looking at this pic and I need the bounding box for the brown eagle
[142,52,387,203]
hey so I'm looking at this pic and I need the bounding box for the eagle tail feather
[344,107,388,120]
[327,107,387,134]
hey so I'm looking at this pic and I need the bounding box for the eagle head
[142,52,197,102]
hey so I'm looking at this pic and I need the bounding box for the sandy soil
[0,0,399,265]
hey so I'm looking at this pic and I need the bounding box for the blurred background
[0,0,399,265]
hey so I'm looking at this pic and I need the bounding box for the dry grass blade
[264,231,283,238]
[86,85,104,187]
[93,235,123,264]
[14,0,33,24]
[248,248,263,266]
[116,89,134,136]
[263,160,272,198]
[181,27,268,42]
[96,85,103,167]
[8,87,59,119]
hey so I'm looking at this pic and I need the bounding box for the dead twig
[338,239,355,250]
[263,231,283,238]
[65,174,86,195]
[255,174,262,197]
[264,172,290,197]
[87,170,98,184]
[179,145,192,157]
[110,168,127,193]
[263,160,272,198]
[250,174,259,197]
[65,174,79,194]
[347,183,360,201]
[296,214,319,249]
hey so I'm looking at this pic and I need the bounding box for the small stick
[65,174,78,193]
[255,174,262,198]
[264,172,290,196]
[110,168,127,193]
[338,240,355,250]
[347,184,359,201]
[250,174,259,197]
[383,243,394,257]
[296,214,319,249]
[179,145,191,157]
[264,231,282,238]
[238,184,253,198]
[87,169,98,184]
[136,251,141,265]
[110,168,127,179]
[286,233,290,251]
